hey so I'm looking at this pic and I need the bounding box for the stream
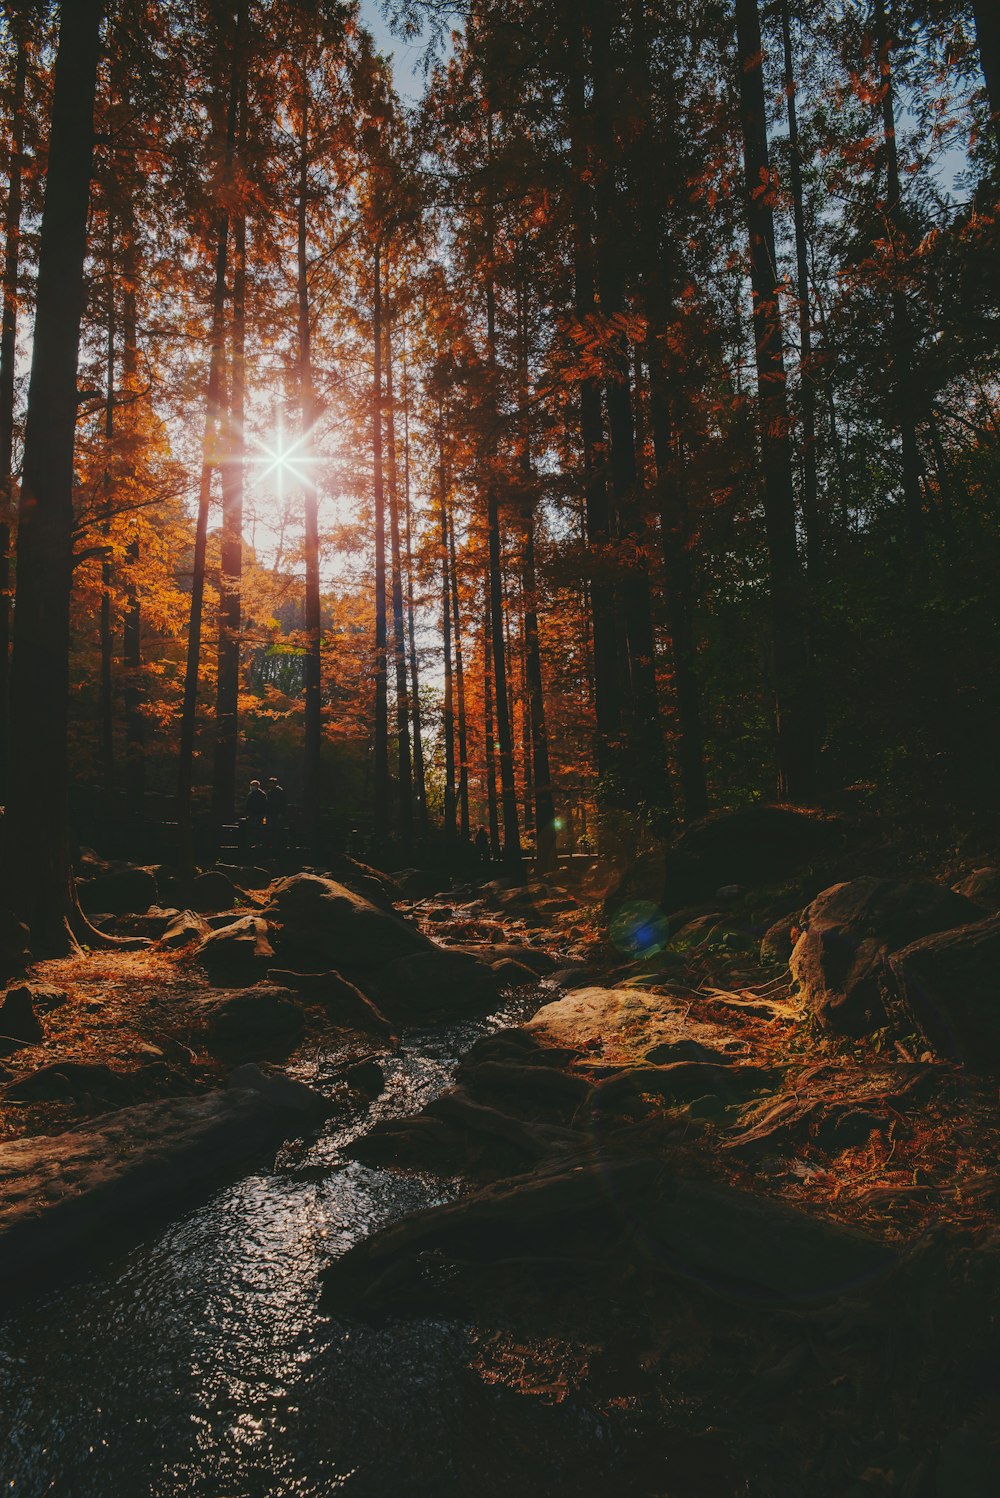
[0,989,630,1498]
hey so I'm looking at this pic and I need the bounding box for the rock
[549,965,599,991]
[0,985,43,1054]
[159,909,212,949]
[584,1060,778,1120]
[889,914,1000,1069]
[341,1058,385,1097]
[790,878,981,1035]
[195,915,275,985]
[198,984,305,1052]
[319,1149,893,1314]
[606,805,844,922]
[0,908,30,981]
[265,873,429,971]
[2,982,67,1015]
[97,906,182,939]
[0,1065,330,1283]
[952,867,1000,914]
[266,968,396,1039]
[715,884,745,902]
[393,867,448,900]
[526,986,720,1065]
[77,864,158,916]
[452,942,556,975]
[371,946,500,1022]
[183,869,239,914]
[760,911,801,965]
[645,1038,733,1066]
[489,958,538,988]
[457,1057,592,1123]
[3,1060,174,1107]
[215,863,272,890]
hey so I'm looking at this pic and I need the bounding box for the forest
[0,2,998,1495]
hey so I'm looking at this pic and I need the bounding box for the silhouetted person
[245,778,267,849]
[474,826,490,864]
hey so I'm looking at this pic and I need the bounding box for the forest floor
[1,844,999,1494]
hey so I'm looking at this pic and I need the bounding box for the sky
[358,1,436,104]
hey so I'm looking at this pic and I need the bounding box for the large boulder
[790,878,981,1035]
[184,869,239,914]
[267,968,396,1039]
[952,867,1000,915]
[77,864,158,916]
[159,909,212,949]
[605,805,844,922]
[889,915,1000,1070]
[0,985,44,1055]
[198,984,305,1053]
[195,915,274,985]
[370,946,500,1023]
[264,873,429,972]
[0,1065,329,1283]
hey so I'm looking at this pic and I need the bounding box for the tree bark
[448,507,469,842]
[482,593,499,856]
[6,0,107,952]
[0,21,27,803]
[400,325,427,834]
[973,0,1000,140]
[99,237,116,798]
[439,421,456,843]
[121,203,144,825]
[385,316,413,845]
[372,243,389,847]
[296,72,322,847]
[734,0,813,800]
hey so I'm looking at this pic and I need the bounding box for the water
[0,993,629,1498]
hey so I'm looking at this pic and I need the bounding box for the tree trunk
[973,0,1000,140]
[872,0,923,547]
[734,0,813,800]
[99,244,116,799]
[296,76,322,848]
[372,244,389,847]
[482,593,499,856]
[0,22,27,803]
[400,326,427,834]
[780,0,821,578]
[5,0,106,952]
[448,507,469,842]
[121,211,144,825]
[177,21,239,869]
[385,317,413,846]
[439,425,456,843]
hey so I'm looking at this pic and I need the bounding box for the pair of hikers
[245,777,288,851]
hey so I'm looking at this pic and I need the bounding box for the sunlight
[249,419,320,503]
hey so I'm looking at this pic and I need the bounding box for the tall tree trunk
[567,18,621,795]
[99,240,116,798]
[400,325,427,834]
[448,508,469,841]
[385,317,413,845]
[296,75,322,847]
[177,20,239,868]
[372,244,389,847]
[121,201,144,824]
[973,0,1000,140]
[484,116,522,870]
[872,0,923,547]
[734,0,813,799]
[780,0,821,578]
[589,3,670,821]
[439,425,456,843]
[5,0,106,952]
[482,594,499,856]
[0,21,27,803]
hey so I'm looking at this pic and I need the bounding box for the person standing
[245,778,268,849]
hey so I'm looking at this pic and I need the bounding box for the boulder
[98,906,181,939]
[2,981,67,1015]
[952,867,1000,915]
[0,985,43,1054]
[371,946,500,1022]
[159,909,212,949]
[322,855,404,912]
[889,914,1000,1070]
[198,984,304,1052]
[790,878,980,1035]
[77,864,158,916]
[0,1065,330,1283]
[319,1150,892,1314]
[526,986,720,1065]
[195,915,274,985]
[605,805,844,922]
[266,968,396,1039]
[452,942,557,975]
[490,958,539,988]
[265,873,429,971]
[183,869,239,914]
[760,911,801,965]
[549,965,600,991]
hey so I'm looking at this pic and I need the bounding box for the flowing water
[0,993,629,1498]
